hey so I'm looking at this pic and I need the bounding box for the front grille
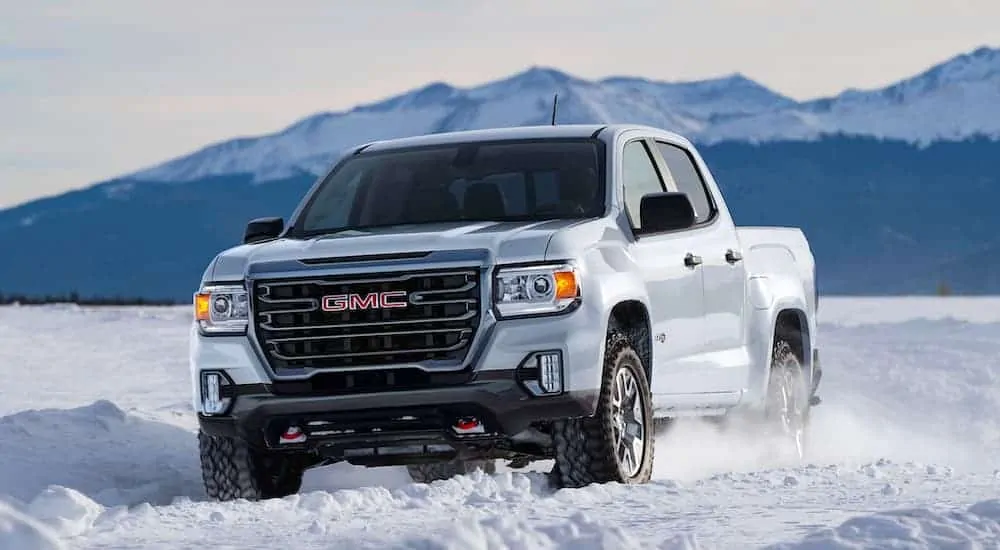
[253,268,482,372]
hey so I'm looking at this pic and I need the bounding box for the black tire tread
[199,431,261,501]
[550,331,654,488]
[764,338,812,455]
[198,431,303,501]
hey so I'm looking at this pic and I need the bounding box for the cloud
[0,44,67,62]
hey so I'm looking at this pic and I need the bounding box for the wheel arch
[605,299,653,383]
[743,294,815,410]
[774,308,810,365]
[763,306,816,403]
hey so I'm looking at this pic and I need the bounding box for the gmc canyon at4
[191,123,821,501]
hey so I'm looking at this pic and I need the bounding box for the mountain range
[2,45,1000,300]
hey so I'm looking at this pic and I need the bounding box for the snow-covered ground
[2,298,1000,549]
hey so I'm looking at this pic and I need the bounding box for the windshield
[292,138,605,236]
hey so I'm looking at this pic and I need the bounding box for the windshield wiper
[295,222,429,239]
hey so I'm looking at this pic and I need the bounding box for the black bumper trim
[199,369,597,453]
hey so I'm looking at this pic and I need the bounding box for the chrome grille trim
[252,267,482,372]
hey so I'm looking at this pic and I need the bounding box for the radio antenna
[550,93,559,125]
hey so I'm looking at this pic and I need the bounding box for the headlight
[194,284,249,335]
[493,263,580,318]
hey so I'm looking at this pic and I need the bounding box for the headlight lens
[494,263,580,318]
[194,284,249,334]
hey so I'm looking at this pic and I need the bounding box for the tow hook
[279,425,307,444]
[452,416,485,435]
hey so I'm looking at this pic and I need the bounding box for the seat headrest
[403,184,460,223]
[463,181,506,219]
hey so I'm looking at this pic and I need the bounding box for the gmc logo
[321,291,408,312]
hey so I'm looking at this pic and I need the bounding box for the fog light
[516,351,564,396]
[538,353,562,393]
[200,371,232,415]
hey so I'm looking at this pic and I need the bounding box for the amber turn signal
[194,292,211,321]
[553,270,579,300]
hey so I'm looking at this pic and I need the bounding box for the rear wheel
[550,331,654,488]
[406,458,496,483]
[198,431,306,501]
[765,339,811,459]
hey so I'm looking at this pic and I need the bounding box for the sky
[2,0,999,209]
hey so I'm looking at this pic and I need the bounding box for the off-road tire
[765,338,811,458]
[406,459,496,483]
[550,331,654,488]
[198,430,305,501]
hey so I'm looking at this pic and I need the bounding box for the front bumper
[189,293,607,395]
[198,369,597,462]
[190,270,608,463]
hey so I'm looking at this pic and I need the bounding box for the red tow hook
[453,416,485,435]
[457,418,479,430]
[279,426,307,444]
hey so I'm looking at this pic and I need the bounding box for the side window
[654,142,714,224]
[622,140,665,229]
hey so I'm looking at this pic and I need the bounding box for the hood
[208,219,588,281]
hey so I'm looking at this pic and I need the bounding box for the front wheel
[550,331,655,488]
[198,431,306,501]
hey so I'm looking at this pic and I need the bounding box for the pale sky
[2,0,998,208]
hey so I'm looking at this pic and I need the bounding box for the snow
[120,47,1000,185]
[768,500,1000,549]
[817,296,1000,326]
[25,486,103,539]
[2,297,1000,548]
[0,401,201,508]
[0,501,64,550]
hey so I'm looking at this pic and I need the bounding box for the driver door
[620,138,708,397]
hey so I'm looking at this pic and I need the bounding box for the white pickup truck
[190,123,821,501]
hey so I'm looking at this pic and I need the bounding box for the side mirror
[243,217,284,244]
[638,192,695,234]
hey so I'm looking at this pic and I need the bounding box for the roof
[358,123,679,152]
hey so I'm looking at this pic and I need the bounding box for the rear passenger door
[649,139,748,395]
[620,138,707,397]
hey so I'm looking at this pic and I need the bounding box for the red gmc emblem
[321,291,408,312]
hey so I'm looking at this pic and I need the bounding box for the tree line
[0,291,179,306]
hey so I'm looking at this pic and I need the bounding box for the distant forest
[0,292,179,306]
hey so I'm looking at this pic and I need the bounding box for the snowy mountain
[127,67,795,184]
[126,46,1000,185]
[708,46,1000,144]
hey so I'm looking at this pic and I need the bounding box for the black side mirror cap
[637,192,695,234]
[244,217,284,244]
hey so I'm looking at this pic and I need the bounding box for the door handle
[684,253,703,268]
[725,249,743,264]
